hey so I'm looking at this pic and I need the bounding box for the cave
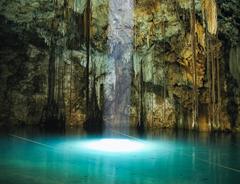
[0,0,240,183]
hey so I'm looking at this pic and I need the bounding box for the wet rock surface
[0,0,239,131]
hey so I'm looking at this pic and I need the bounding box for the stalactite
[161,20,166,125]
[136,48,140,124]
[91,62,96,120]
[216,53,221,128]
[69,57,73,118]
[48,37,56,108]
[201,0,217,35]
[151,40,154,127]
[201,0,221,130]
[203,1,212,129]
[57,56,61,103]
[229,47,240,128]
[205,36,221,130]
[190,0,198,129]
[56,53,66,124]
[134,0,144,131]
[139,58,144,130]
[40,0,65,128]
[206,34,212,129]
[83,0,103,131]
[85,0,91,118]
[61,59,65,111]
[43,0,73,127]
[135,27,141,127]
[211,41,216,128]
[56,55,60,106]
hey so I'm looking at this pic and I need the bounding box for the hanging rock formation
[0,0,239,131]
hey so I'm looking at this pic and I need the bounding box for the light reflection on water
[0,128,240,184]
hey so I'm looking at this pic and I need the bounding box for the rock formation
[0,0,239,131]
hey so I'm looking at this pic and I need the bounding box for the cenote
[0,0,240,183]
[0,129,240,184]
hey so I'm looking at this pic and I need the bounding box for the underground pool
[0,129,239,184]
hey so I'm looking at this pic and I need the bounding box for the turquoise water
[0,129,240,184]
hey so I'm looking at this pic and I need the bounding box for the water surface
[0,128,239,184]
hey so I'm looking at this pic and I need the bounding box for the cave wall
[0,0,239,131]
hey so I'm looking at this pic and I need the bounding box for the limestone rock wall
[0,0,239,131]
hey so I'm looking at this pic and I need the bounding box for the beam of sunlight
[104,0,134,129]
